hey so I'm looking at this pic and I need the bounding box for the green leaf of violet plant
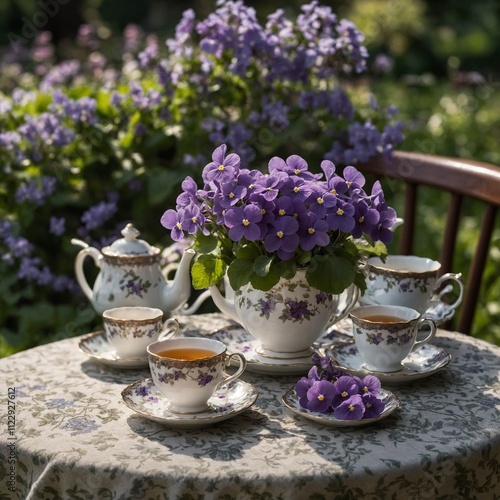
[191,254,226,290]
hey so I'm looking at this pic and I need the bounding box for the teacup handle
[216,353,247,390]
[413,317,437,346]
[336,285,360,323]
[326,284,360,329]
[434,273,464,310]
[158,318,180,341]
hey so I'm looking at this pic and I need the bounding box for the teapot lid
[104,223,156,256]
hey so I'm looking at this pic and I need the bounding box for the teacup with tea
[362,255,464,314]
[350,305,436,372]
[103,306,179,359]
[147,337,247,413]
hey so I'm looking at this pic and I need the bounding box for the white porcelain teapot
[208,273,359,359]
[72,223,195,315]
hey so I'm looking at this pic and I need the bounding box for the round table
[1,313,499,499]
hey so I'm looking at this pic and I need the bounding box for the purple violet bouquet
[295,354,386,420]
[161,144,396,295]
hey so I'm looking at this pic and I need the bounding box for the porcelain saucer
[324,342,451,384]
[78,331,149,369]
[121,377,258,428]
[282,387,400,427]
[202,326,351,375]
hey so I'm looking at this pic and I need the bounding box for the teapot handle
[74,247,102,303]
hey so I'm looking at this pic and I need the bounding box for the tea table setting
[1,311,500,499]
[1,147,499,499]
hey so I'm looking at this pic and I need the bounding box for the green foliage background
[0,0,499,354]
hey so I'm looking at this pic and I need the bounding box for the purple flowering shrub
[295,354,386,420]
[161,144,396,294]
[0,1,403,354]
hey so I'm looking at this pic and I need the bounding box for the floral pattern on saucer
[282,387,400,427]
[121,377,258,428]
[236,281,332,324]
[324,342,451,384]
[78,331,149,369]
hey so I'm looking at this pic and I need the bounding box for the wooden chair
[358,151,500,335]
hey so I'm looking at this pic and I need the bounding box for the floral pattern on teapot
[236,280,331,325]
[118,269,154,299]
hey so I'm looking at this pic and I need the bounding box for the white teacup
[147,337,247,413]
[350,305,436,372]
[103,306,179,359]
[362,255,464,314]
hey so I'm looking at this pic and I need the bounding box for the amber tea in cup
[156,348,217,361]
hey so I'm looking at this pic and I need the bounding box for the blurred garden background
[1,0,499,356]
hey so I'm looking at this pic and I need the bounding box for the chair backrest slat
[440,193,463,275]
[458,204,498,333]
[399,183,417,254]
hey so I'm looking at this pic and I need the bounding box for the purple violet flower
[308,187,337,218]
[264,216,299,260]
[176,176,200,208]
[161,209,186,241]
[253,173,287,201]
[351,201,380,238]
[371,202,396,245]
[225,205,263,242]
[326,199,355,233]
[356,375,381,396]
[333,394,365,420]
[332,375,359,408]
[306,380,336,412]
[343,166,366,190]
[362,394,386,419]
[182,204,206,235]
[298,212,330,251]
[203,144,240,184]
[219,183,247,209]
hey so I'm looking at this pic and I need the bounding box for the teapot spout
[208,284,241,325]
[162,249,196,313]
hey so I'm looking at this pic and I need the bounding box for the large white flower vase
[209,271,358,360]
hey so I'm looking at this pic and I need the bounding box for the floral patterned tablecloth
[1,313,499,500]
